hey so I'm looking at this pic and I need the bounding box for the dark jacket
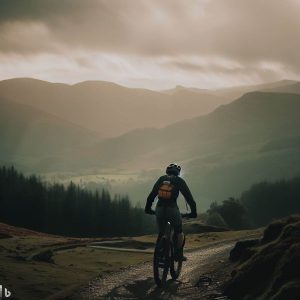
[145,174,197,214]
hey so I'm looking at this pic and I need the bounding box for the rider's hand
[145,208,155,215]
[188,211,197,218]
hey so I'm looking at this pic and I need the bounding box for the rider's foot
[181,255,187,261]
[174,254,187,261]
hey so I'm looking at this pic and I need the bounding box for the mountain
[0,78,228,138]
[93,92,300,166]
[161,85,212,95]
[88,92,300,208]
[161,80,298,100]
[212,79,297,99]
[0,98,98,172]
[1,78,300,209]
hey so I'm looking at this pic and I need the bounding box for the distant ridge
[0,78,229,137]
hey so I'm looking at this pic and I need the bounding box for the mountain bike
[153,213,189,287]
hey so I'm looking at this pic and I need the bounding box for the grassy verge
[0,228,151,300]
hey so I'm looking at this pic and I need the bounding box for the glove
[145,207,155,215]
[189,211,197,218]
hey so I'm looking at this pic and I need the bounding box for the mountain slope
[93,92,300,166]
[88,92,300,208]
[0,98,98,171]
[0,78,227,137]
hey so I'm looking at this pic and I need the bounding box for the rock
[195,275,213,287]
[229,239,260,262]
[262,215,300,244]
[31,249,54,263]
[271,280,300,300]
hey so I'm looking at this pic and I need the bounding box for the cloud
[0,0,299,88]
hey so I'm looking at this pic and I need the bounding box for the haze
[1,0,300,89]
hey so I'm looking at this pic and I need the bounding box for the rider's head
[166,163,181,176]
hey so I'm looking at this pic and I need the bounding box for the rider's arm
[145,178,161,212]
[179,178,197,216]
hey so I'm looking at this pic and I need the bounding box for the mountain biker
[145,163,197,261]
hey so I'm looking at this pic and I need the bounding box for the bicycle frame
[153,220,183,287]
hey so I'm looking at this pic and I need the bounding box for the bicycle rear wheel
[153,237,170,287]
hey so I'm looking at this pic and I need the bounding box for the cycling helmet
[166,163,181,176]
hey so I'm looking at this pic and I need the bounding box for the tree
[207,198,248,229]
[0,165,156,237]
[206,212,228,227]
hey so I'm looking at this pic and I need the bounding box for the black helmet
[166,163,181,176]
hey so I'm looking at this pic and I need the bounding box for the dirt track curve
[78,242,234,300]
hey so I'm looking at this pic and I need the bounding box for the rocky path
[78,242,234,299]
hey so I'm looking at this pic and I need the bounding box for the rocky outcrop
[224,215,300,300]
[229,239,260,262]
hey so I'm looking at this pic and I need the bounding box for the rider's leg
[174,214,186,261]
[155,206,168,242]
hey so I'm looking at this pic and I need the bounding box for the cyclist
[145,163,197,261]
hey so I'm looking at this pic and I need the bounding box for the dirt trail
[78,242,234,300]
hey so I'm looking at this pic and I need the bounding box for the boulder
[229,239,260,262]
[31,249,54,263]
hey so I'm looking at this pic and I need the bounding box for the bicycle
[153,213,190,287]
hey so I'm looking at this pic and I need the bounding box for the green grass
[0,234,151,300]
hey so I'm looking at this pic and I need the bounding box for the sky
[0,0,300,90]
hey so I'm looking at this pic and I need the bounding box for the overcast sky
[0,0,299,89]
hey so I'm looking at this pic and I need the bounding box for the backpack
[158,178,175,200]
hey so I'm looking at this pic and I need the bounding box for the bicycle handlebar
[147,210,193,219]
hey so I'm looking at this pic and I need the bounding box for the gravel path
[78,242,234,300]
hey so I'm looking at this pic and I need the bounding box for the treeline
[0,166,155,237]
[206,176,300,229]
[240,177,300,227]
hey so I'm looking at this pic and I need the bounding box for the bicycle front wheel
[153,237,170,287]
[170,234,185,280]
[170,244,182,280]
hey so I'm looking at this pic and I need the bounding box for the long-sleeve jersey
[145,174,197,214]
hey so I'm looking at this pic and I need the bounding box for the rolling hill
[0,78,228,138]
